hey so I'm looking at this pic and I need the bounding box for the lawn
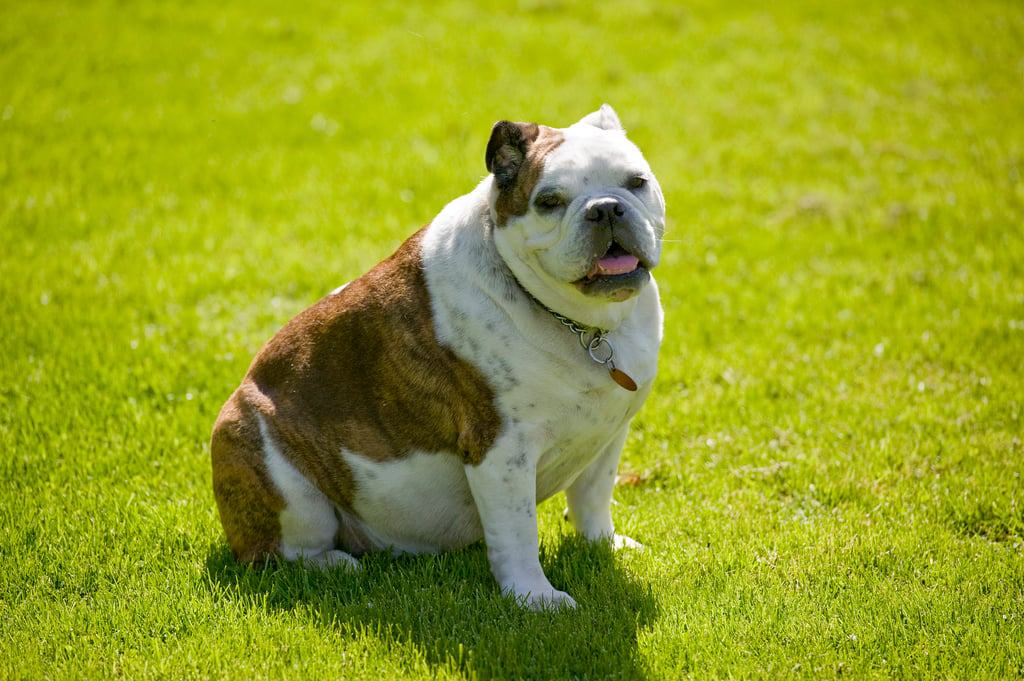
[2,0,1022,678]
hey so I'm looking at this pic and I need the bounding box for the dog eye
[534,194,565,210]
[627,176,647,190]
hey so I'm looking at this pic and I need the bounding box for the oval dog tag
[610,367,638,391]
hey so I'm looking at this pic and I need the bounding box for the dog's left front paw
[612,534,644,551]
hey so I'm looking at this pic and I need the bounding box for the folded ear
[485,120,540,190]
[576,104,623,132]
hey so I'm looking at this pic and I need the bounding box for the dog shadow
[204,532,659,680]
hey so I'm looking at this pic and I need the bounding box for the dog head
[485,105,665,328]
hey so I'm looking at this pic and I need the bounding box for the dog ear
[486,121,540,190]
[576,104,623,132]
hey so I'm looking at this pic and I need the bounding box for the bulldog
[211,105,665,609]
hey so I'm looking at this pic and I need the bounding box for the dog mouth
[573,241,650,301]
[583,242,641,280]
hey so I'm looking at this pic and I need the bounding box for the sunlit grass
[2,0,1022,679]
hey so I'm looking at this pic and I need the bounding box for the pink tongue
[588,254,639,279]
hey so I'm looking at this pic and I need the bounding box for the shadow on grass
[205,533,658,680]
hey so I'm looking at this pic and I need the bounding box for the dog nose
[584,198,625,225]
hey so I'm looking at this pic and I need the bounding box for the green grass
[2,0,1023,678]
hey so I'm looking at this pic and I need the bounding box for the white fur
[258,414,358,569]
[340,450,483,554]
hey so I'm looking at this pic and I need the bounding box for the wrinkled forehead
[539,125,650,185]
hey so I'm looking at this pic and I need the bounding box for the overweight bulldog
[211,105,665,609]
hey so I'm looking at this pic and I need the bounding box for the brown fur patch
[492,124,564,227]
[210,397,285,563]
[210,228,502,563]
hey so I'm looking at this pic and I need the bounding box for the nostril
[613,203,625,217]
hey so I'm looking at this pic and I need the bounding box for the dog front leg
[564,427,642,550]
[464,444,576,610]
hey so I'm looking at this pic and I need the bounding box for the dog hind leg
[211,396,287,564]
[211,396,358,569]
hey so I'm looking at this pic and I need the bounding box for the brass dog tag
[610,367,638,392]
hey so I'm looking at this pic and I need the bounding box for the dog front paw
[522,587,578,611]
[502,580,578,610]
[612,534,644,550]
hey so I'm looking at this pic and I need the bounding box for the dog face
[486,106,666,317]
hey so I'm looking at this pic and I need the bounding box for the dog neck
[520,287,638,392]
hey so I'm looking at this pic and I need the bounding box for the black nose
[584,198,625,224]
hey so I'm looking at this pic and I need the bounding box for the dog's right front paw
[510,585,578,610]
[530,589,577,611]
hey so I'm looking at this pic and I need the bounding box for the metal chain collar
[541,306,638,391]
